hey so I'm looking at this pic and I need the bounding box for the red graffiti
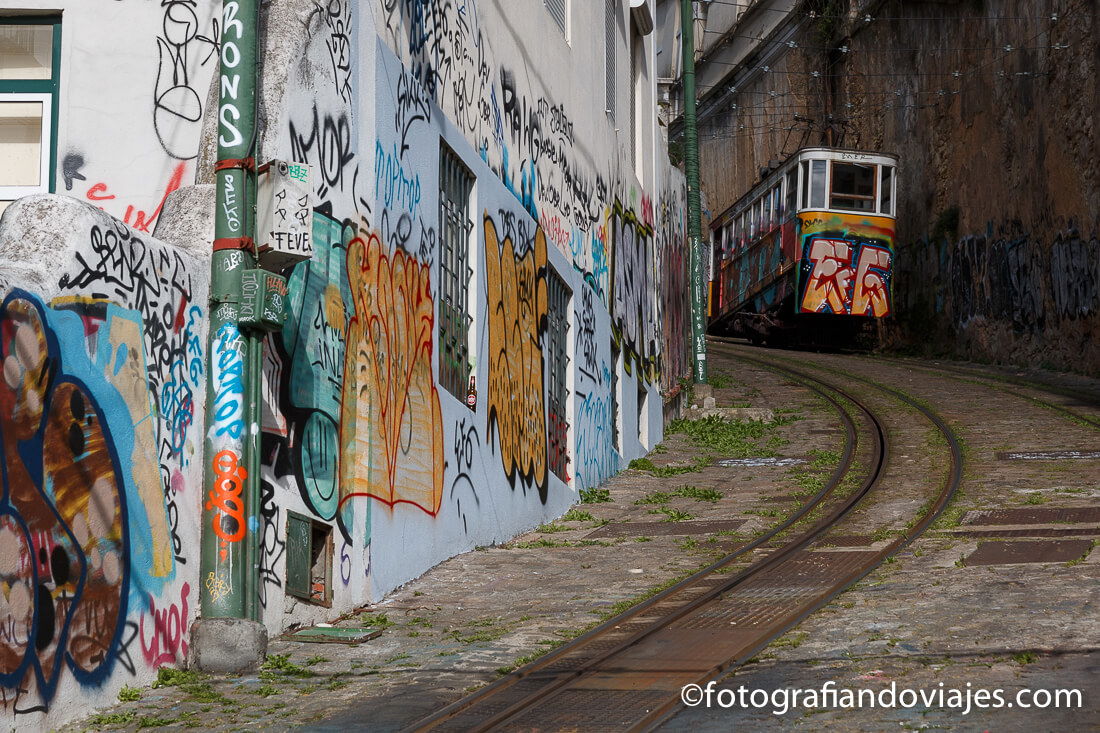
[640,194,655,229]
[206,449,247,561]
[800,237,892,316]
[801,238,854,314]
[139,582,190,667]
[539,210,570,253]
[84,162,187,232]
[851,244,891,316]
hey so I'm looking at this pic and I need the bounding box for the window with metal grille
[630,32,638,170]
[544,0,567,37]
[611,344,621,454]
[605,0,616,120]
[438,142,474,401]
[546,267,571,481]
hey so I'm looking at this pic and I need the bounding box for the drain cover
[996,450,1100,460]
[716,457,806,467]
[285,626,383,644]
[963,540,1093,566]
[586,519,746,538]
[964,507,1100,525]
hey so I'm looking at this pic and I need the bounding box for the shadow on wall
[892,223,1100,370]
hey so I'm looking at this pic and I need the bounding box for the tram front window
[830,162,877,211]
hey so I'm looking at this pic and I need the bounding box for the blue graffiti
[212,323,245,440]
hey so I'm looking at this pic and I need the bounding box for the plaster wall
[1,1,220,229]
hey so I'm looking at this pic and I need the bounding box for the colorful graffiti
[262,211,349,525]
[339,230,444,516]
[484,213,550,501]
[611,201,659,383]
[0,292,134,711]
[797,214,895,317]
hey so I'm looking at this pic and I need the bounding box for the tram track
[869,356,1100,431]
[407,347,964,732]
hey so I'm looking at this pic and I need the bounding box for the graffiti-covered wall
[0,196,208,727]
[242,0,688,626]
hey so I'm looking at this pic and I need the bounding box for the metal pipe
[200,0,259,620]
[681,0,709,384]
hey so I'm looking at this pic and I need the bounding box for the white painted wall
[1,0,220,228]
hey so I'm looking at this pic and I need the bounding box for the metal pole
[201,0,259,621]
[681,0,708,385]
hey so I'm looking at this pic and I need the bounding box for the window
[800,161,810,209]
[785,169,797,215]
[611,345,621,454]
[544,0,568,37]
[809,160,827,209]
[546,267,571,481]
[1,18,60,214]
[438,142,475,401]
[880,165,894,215]
[762,191,771,233]
[605,0,617,121]
[772,186,782,226]
[830,161,877,211]
[630,31,641,173]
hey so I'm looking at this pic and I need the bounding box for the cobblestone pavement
[70,344,1100,732]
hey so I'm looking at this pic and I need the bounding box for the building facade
[0,0,691,728]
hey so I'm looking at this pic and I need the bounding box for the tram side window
[762,191,771,233]
[805,158,814,206]
[738,213,746,247]
[731,218,740,252]
[772,185,782,225]
[880,165,894,215]
[810,160,827,209]
[785,169,797,216]
[830,162,876,212]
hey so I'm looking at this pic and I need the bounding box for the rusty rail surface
[406,346,963,732]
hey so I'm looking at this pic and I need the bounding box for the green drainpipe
[681,0,708,385]
[200,0,260,621]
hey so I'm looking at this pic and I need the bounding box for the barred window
[611,344,621,454]
[605,0,616,120]
[546,267,571,481]
[438,142,474,401]
[544,0,567,37]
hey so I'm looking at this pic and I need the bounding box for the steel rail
[634,344,965,731]
[408,354,889,732]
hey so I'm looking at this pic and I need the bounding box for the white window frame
[0,92,52,200]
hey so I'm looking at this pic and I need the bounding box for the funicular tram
[708,147,899,346]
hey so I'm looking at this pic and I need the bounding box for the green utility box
[239,269,289,331]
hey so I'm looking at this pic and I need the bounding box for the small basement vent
[286,511,333,606]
